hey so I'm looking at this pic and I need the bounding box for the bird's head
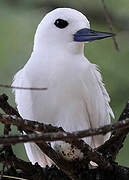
[33,8,113,54]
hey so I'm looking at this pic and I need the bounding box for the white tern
[12,8,114,167]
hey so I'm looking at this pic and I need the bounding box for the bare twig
[0,84,47,91]
[1,93,129,179]
[101,0,119,51]
[96,100,129,161]
[68,139,112,169]
[0,116,129,145]
[0,94,78,180]
[36,142,78,180]
[0,153,48,180]
[0,94,21,117]
[0,93,112,178]
[0,154,35,173]
[1,114,129,142]
[0,114,63,133]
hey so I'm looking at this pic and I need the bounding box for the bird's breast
[21,55,90,126]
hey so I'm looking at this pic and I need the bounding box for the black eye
[54,19,69,29]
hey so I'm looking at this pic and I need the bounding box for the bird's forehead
[43,8,89,24]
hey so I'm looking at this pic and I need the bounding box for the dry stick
[0,94,112,175]
[2,114,13,177]
[0,94,77,180]
[0,153,47,180]
[97,100,129,161]
[1,95,129,176]
[68,139,111,169]
[23,130,78,180]
[0,131,103,143]
[0,94,21,118]
[1,117,129,169]
[0,115,113,169]
[0,84,47,91]
[0,114,64,133]
[36,142,79,180]
[0,122,113,169]
[0,94,125,169]
[1,114,129,141]
[1,124,11,178]
[0,93,128,170]
[0,153,36,174]
[1,94,129,179]
[1,153,129,180]
[0,94,31,179]
[0,118,128,170]
[101,0,119,51]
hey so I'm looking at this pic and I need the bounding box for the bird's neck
[33,41,84,56]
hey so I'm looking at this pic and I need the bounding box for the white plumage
[12,8,114,167]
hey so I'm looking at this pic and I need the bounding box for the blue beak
[74,28,114,42]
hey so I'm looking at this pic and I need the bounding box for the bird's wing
[12,69,24,106]
[93,64,114,119]
[12,69,53,167]
[81,63,114,147]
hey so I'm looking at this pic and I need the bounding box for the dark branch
[0,114,63,133]
[0,94,79,180]
[96,100,129,161]
[1,114,129,144]
[0,94,21,117]
[1,93,129,179]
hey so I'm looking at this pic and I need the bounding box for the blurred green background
[0,0,129,167]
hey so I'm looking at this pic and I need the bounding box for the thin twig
[0,114,64,133]
[0,93,129,177]
[0,84,47,91]
[0,175,27,180]
[0,94,78,180]
[0,153,46,180]
[96,100,129,161]
[36,142,78,180]
[0,116,129,144]
[1,114,129,141]
[68,139,112,169]
[0,94,22,117]
[101,0,119,51]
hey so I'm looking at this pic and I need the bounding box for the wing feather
[12,69,53,167]
[93,64,114,119]
[81,63,114,147]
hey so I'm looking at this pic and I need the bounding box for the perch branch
[0,94,78,180]
[96,100,129,161]
[0,94,112,176]
[1,94,129,179]
[0,94,21,117]
[1,114,129,143]
[0,114,64,133]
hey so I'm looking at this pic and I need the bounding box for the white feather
[12,8,114,167]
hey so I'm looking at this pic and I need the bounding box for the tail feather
[24,142,53,167]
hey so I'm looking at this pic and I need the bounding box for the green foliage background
[0,0,129,167]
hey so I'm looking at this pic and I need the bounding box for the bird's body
[13,8,114,167]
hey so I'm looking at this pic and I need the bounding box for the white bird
[12,8,114,167]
